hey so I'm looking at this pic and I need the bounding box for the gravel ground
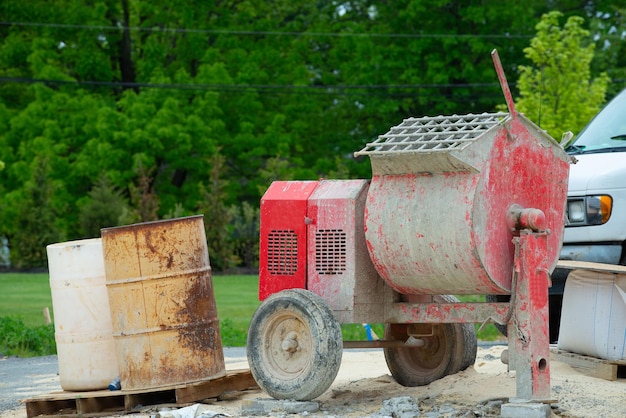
[0,348,248,413]
[0,355,60,412]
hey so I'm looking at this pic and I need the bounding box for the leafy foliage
[8,156,65,268]
[78,175,129,238]
[588,3,626,98]
[218,317,247,348]
[229,202,260,269]
[197,153,236,271]
[0,1,621,269]
[0,316,56,357]
[516,11,610,139]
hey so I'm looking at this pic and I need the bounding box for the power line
[0,21,533,39]
[0,76,505,93]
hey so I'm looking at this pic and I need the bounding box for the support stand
[507,230,551,400]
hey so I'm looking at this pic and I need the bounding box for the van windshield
[566,88,626,154]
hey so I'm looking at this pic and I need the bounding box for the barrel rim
[46,237,102,250]
[100,214,204,234]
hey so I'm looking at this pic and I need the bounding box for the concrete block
[501,402,551,418]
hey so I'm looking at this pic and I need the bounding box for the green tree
[78,175,129,238]
[8,156,64,268]
[197,153,235,271]
[516,11,610,139]
[588,3,626,98]
[229,201,260,269]
[1,1,624,269]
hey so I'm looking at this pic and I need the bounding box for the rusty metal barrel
[101,215,225,390]
[355,112,570,295]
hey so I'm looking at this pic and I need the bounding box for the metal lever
[491,49,517,118]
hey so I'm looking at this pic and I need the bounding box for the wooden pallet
[550,348,626,381]
[24,369,258,418]
[556,259,626,274]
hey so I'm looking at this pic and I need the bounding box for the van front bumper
[559,244,622,265]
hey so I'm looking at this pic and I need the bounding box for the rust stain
[175,269,222,354]
[145,230,156,253]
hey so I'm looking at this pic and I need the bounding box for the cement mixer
[246,51,570,403]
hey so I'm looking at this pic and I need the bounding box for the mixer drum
[356,112,570,295]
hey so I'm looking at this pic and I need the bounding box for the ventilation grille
[267,230,298,275]
[315,229,346,275]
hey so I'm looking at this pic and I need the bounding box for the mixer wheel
[246,289,342,401]
[384,322,456,386]
[384,295,477,386]
[456,321,478,371]
[440,295,477,373]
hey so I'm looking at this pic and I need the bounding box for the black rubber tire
[384,295,477,386]
[442,295,477,372]
[246,289,342,401]
[457,321,478,371]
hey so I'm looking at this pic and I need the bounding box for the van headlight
[566,195,612,226]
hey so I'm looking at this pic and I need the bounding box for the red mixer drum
[355,112,571,295]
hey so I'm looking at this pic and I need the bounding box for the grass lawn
[212,274,261,346]
[0,273,53,326]
[0,272,503,356]
[0,272,262,339]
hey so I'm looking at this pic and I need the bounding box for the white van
[559,87,626,266]
[550,87,626,337]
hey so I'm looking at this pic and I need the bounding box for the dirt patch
[3,345,626,417]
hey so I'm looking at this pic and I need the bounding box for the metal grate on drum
[315,229,347,275]
[355,112,508,155]
[267,230,298,275]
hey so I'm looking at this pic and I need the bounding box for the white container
[47,238,119,391]
[557,269,626,361]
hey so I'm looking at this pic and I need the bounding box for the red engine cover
[258,181,319,300]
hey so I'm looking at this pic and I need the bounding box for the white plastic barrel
[47,238,119,391]
[558,269,626,361]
